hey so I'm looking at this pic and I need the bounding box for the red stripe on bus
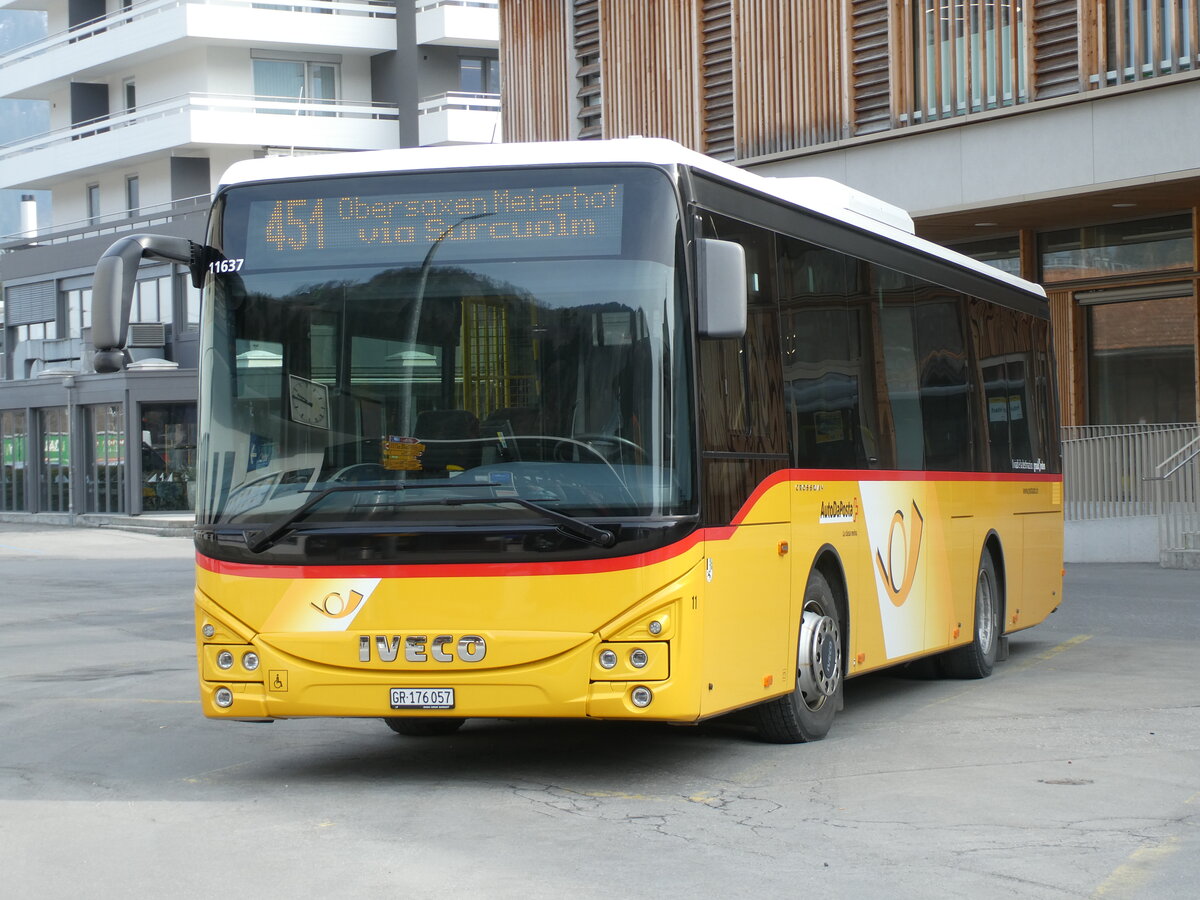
[198,468,1060,579]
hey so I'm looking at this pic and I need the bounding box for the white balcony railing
[0,92,399,164]
[0,194,210,248]
[0,0,396,75]
[417,91,501,145]
[414,0,498,47]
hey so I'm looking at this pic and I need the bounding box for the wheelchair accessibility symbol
[268,670,288,692]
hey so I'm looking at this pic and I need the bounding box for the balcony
[417,91,501,145]
[0,193,210,249]
[0,94,401,189]
[0,0,397,99]
[415,0,498,49]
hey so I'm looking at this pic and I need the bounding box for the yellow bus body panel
[195,471,1062,723]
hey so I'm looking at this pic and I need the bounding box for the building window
[39,406,71,513]
[65,287,92,339]
[86,404,125,514]
[0,410,28,512]
[912,0,1027,121]
[1087,294,1197,425]
[125,175,139,213]
[140,403,197,511]
[459,56,500,94]
[86,184,100,225]
[1040,214,1193,282]
[123,78,136,112]
[949,235,1021,277]
[253,58,339,111]
[132,275,172,324]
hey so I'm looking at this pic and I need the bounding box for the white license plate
[390,687,455,710]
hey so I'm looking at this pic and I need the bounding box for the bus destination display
[246,183,625,266]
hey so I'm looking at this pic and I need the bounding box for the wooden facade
[501,1,1200,155]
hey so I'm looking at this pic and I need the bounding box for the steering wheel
[570,432,647,463]
[329,463,391,483]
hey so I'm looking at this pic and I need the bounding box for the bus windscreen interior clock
[288,375,330,429]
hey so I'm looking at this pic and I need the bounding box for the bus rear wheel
[941,551,1001,679]
[383,717,465,736]
[754,569,843,743]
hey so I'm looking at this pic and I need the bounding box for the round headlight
[242,652,260,671]
[647,620,663,636]
[214,687,234,708]
[599,649,618,669]
[216,650,234,670]
[630,648,648,669]
[630,686,653,708]
[202,624,215,638]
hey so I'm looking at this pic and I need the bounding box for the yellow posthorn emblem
[875,501,924,608]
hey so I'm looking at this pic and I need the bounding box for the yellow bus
[92,138,1062,742]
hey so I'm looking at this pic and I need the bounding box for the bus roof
[218,138,1046,301]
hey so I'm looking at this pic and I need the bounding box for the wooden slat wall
[1032,0,1081,98]
[1048,289,1082,427]
[1085,0,1200,87]
[851,0,893,135]
[499,0,572,143]
[700,0,736,159]
[735,0,848,158]
[598,0,701,148]
[575,0,604,139]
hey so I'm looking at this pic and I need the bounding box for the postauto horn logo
[874,501,924,608]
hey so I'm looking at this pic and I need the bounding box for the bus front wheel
[941,551,1001,679]
[383,717,465,736]
[754,569,843,743]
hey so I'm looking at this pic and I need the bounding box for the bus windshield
[196,165,694,551]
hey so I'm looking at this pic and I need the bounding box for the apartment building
[0,0,500,521]
[501,0,1200,432]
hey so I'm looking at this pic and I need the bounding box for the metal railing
[0,93,400,164]
[0,194,209,248]
[0,0,395,73]
[1062,422,1200,559]
[417,91,501,115]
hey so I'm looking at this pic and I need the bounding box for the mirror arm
[91,234,204,373]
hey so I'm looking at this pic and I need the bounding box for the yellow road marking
[1092,836,1181,898]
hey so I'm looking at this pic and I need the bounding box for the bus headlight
[599,649,618,669]
[216,650,234,670]
[214,687,234,708]
[630,686,653,708]
[629,648,648,668]
[242,652,260,671]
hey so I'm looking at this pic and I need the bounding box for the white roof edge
[218,139,1046,301]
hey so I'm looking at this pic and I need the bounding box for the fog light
[214,687,234,708]
[648,620,662,635]
[599,649,618,669]
[216,650,234,670]
[630,686,653,708]
[242,652,260,671]
[202,624,215,638]
[630,648,648,669]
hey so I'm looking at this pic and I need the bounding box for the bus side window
[874,265,925,471]
[777,237,883,469]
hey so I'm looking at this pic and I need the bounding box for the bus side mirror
[697,238,747,339]
[92,234,200,373]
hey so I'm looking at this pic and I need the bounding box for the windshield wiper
[435,496,616,548]
[241,483,615,553]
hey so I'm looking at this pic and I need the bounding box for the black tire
[941,550,1001,679]
[754,569,843,743]
[383,717,465,736]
